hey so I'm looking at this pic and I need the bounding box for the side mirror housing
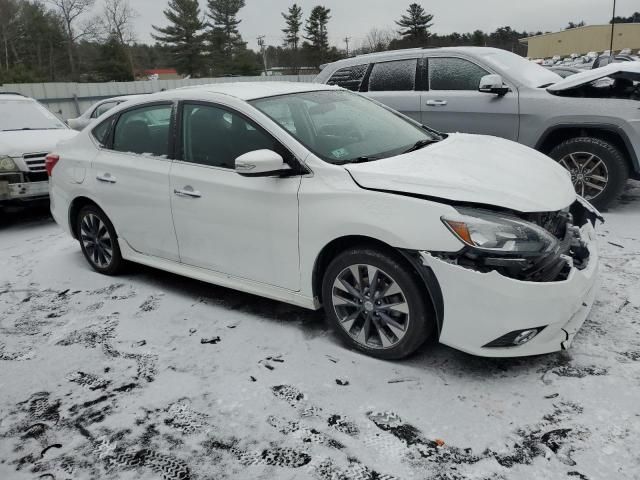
[235,149,291,177]
[478,74,509,96]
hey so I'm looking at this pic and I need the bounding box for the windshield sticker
[332,148,348,159]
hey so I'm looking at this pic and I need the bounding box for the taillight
[45,154,60,177]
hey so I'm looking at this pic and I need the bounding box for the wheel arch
[535,124,638,175]
[68,196,104,240]
[312,235,444,335]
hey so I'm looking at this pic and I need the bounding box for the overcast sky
[126,0,639,50]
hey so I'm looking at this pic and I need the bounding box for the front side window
[92,101,119,118]
[252,90,439,165]
[181,103,282,169]
[429,57,489,91]
[112,104,172,157]
[327,64,369,91]
[0,100,66,132]
[368,59,417,92]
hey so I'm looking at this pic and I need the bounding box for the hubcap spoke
[337,277,363,300]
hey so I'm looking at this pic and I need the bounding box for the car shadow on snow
[124,262,329,341]
[0,202,52,230]
[122,260,564,378]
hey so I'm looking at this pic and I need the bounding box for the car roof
[320,46,506,70]
[103,94,147,103]
[169,81,340,101]
[0,93,35,102]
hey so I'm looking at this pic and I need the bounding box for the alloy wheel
[331,264,410,349]
[80,213,113,268]
[558,152,609,200]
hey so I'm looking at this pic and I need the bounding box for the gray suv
[316,47,640,209]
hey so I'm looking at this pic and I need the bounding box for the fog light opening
[513,329,539,345]
[483,326,546,348]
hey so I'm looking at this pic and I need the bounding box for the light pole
[610,0,616,56]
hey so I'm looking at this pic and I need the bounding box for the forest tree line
[1,0,639,84]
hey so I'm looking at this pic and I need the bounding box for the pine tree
[207,0,246,60]
[97,34,133,81]
[152,0,207,77]
[282,3,303,50]
[304,6,330,52]
[396,3,434,41]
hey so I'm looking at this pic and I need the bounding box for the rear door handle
[425,100,448,107]
[96,174,116,183]
[174,187,202,198]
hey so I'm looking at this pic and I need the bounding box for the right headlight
[442,207,559,255]
[0,156,18,172]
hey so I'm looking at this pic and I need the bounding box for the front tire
[549,137,629,210]
[321,248,435,360]
[77,205,124,275]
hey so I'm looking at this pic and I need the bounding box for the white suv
[49,83,601,359]
[0,93,77,207]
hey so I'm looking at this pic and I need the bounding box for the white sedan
[47,82,600,359]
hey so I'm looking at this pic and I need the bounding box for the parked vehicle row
[0,93,77,208]
[316,47,640,209]
[48,83,602,359]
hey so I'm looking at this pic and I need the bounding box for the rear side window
[327,64,368,91]
[92,117,114,146]
[368,59,417,92]
[429,57,489,91]
[112,104,172,157]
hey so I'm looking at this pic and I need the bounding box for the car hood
[0,129,78,157]
[345,133,575,213]
[547,61,640,91]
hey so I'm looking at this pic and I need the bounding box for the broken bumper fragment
[421,221,599,357]
[0,179,49,203]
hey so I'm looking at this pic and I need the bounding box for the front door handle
[96,173,116,183]
[425,100,448,107]
[174,186,202,198]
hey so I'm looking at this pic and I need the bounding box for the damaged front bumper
[421,221,599,357]
[0,179,49,204]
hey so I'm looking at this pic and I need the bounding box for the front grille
[22,152,48,173]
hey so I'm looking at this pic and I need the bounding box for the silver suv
[316,47,640,209]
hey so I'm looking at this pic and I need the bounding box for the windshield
[480,50,562,88]
[0,100,67,131]
[251,90,439,164]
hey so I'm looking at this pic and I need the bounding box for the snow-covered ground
[1,183,639,480]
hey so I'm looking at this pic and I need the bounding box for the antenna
[257,35,268,76]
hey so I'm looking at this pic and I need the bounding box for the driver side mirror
[478,74,509,96]
[235,149,292,177]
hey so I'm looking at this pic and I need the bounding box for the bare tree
[47,0,96,79]
[362,28,396,54]
[102,0,137,77]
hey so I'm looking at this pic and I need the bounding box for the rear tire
[548,136,629,210]
[321,248,435,360]
[76,205,124,275]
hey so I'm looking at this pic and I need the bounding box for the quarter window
[92,117,115,146]
[112,104,172,157]
[181,103,283,169]
[429,57,489,91]
[368,59,417,92]
[327,64,368,91]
